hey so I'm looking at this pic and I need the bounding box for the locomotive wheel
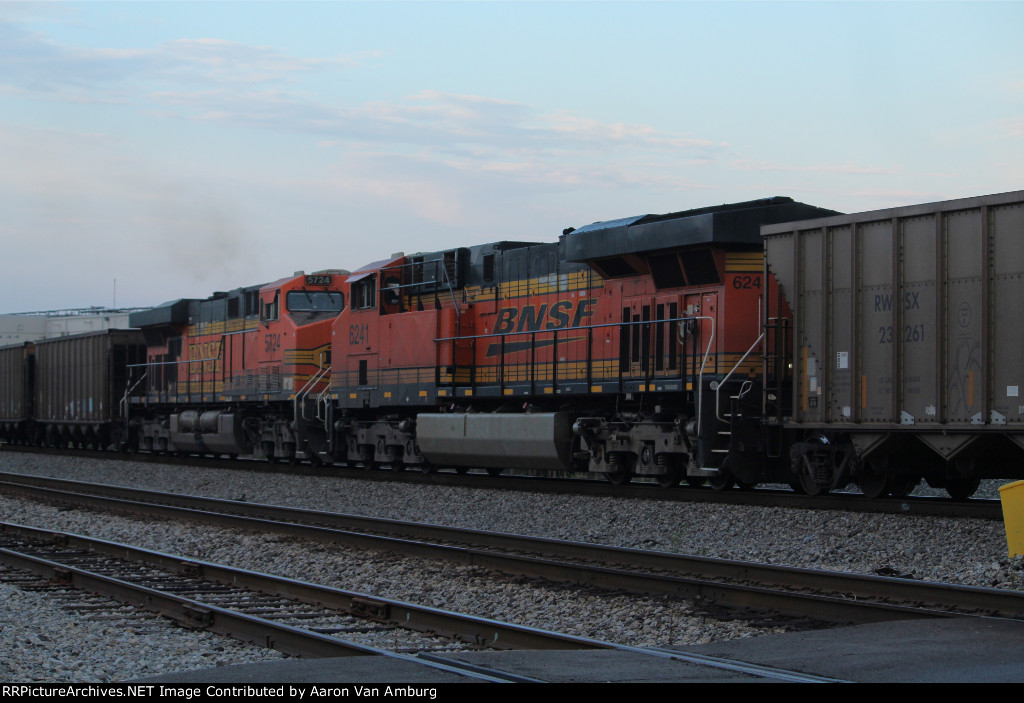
[654,466,682,488]
[945,477,980,501]
[605,467,632,485]
[486,468,504,477]
[856,473,890,499]
[889,476,920,498]
[684,476,707,488]
[358,445,376,470]
[454,466,469,475]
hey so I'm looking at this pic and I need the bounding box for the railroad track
[0,445,1003,520]
[0,522,846,683]
[1,472,1021,626]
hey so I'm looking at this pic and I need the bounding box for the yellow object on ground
[999,480,1024,557]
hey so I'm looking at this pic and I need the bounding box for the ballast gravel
[0,453,1021,682]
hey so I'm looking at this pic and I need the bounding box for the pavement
[133,617,1024,684]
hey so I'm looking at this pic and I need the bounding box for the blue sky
[2,1,1022,311]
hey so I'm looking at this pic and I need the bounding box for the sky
[1,1,1022,312]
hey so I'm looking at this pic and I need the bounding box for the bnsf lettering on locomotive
[189,341,221,360]
[494,298,596,334]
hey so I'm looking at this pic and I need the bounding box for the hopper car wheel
[945,478,980,501]
[709,470,734,491]
[487,468,504,477]
[454,466,469,475]
[655,465,682,488]
[421,463,437,474]
[799,471,830,496]
[889,476,920,498]
[685,477,707,488]
[857,474,891,499]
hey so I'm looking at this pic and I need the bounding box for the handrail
[315,377,333,424]
[679,316,715,437]
[712,332,764,423]
[433,314,698,342]
[119,372,148,422]
[293,354,329,423]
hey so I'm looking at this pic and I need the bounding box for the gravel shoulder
[1,453,1021,682]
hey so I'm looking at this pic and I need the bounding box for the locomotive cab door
[347,272,379,408]
[684,291,718,378]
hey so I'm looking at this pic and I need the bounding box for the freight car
[0,330,145,448]
[762,190,1024,499]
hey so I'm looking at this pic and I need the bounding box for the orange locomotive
[290,197,835,487]
[127,271,346,461]
[121,197,836,488]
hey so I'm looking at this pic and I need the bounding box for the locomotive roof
[129,298,192,328]
[563,196,840,263]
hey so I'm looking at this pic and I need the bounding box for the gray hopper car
[763,190,1024,499]
[0,342,33,441]
[13,330,146,448]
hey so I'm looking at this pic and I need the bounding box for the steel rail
[0,471,1017,618]
[0,446,1002,520]
[0,521,849,684]
[0,520,607,654]
[2,475,1018,625]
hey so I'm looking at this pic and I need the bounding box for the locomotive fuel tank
[416,412,575,471]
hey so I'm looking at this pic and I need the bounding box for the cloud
[0,18,367,100]
[731,159,905,176]
[999,117,1024,138]
[0,17,730,205]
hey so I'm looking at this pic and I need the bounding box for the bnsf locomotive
[3,191,1023,500]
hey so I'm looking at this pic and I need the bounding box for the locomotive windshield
[286,290,345,324]
[287,290,345,312]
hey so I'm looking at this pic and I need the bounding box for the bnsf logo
[494,299,596,334]
[188,340,221,360]
[188,340,221,372]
